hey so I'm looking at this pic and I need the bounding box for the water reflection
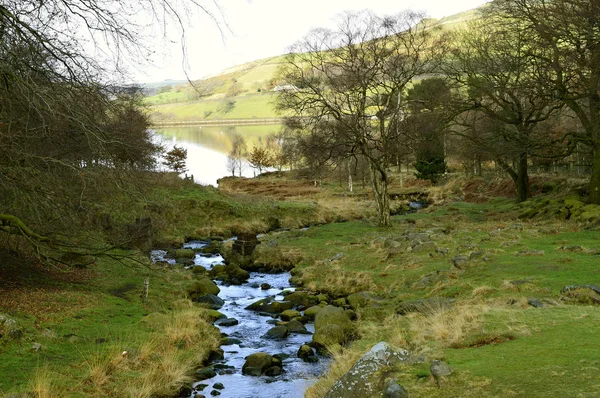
[155,124,281,186]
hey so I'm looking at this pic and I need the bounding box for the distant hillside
[146,7,483,125]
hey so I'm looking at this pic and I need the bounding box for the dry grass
[472,285,498,296]
[301,263,375,296]
[76,301,220,397]
[27,365,54,398]
[304,346,364,398]
[252,244,303,270]
[407,302,490,347]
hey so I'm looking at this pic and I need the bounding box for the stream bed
[153,241,328,398]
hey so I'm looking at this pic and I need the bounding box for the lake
[155,124,282,186]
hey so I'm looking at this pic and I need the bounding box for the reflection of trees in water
[157,125,282,154]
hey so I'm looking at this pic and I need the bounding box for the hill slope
[146,7,482,124]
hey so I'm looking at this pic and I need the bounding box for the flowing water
[152,240,328,398]
[154,125,282,186]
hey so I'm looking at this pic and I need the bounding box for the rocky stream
[152,239,329,398]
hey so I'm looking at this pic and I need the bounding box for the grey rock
[325,252,344,263]
[560,245,585,252]
[193,294,224,310]
[31,343,43,352]
[406,233,430,242]
[452,256,469,269]
[561,284,600,295]
[517,249,545,256]
[430,360,453,387]
[528,298,545,308]
[195,367,216,380]
[213,383,224,390]
[324,342,413,398]
[435,247,450,256]
[412,241,437,253]
[383,380,409,398]
[469,251,485,260]
[216,318,239,327]
[221,337,242,345]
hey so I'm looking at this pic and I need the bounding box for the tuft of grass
[27,365,55,398]
[408,302,491,347]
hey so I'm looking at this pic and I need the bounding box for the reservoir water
[155,124,282,186]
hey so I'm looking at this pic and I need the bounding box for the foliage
[415,154,447,183]
[163,145,188,174]
[248,145,273,174]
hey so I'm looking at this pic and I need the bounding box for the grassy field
[222,173,600,397]
[149,92,279,123]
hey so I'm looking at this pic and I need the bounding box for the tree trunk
[590,142,600,204]
[347,161,353,192]
[496,156,530,203]
[516,152,530,203]
[369,162,391,227]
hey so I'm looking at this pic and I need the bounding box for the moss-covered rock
[346,292,373,309]
[312,305,356,349]
[242,352,274,376]
[280,309,301,321]
[304,305,324,319]
[187,277,220,299]
[285,291,319,308]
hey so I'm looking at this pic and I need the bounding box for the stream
[152,240,328,398]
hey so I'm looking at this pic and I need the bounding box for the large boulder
[286,319,310,334]
[324,342,413,398]
[285,292,319,308]
[312,305,355,349]
[304,305,325,319]
[242,352,282,376]
[193,294,224,310]
[187,277,220,299]
[209,264,250,283]
[263,326,289,340]
[246,297,294,313]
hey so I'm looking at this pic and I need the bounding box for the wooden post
[143,278,149,303]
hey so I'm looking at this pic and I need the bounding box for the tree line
[271,0,600,226]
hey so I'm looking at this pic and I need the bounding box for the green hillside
[146,7,481,124]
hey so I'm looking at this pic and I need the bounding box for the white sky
[133,0,491,83]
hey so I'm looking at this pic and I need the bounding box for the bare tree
[276,11,447,226]
[228,133,247,177]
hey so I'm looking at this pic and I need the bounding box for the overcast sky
[133,0,491,83]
